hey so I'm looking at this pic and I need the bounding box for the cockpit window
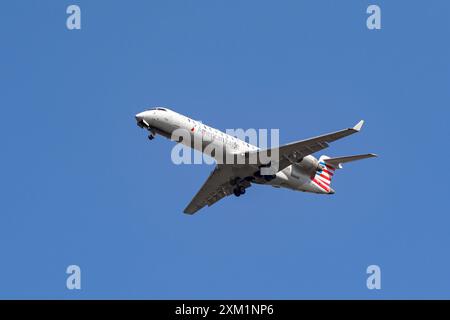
[145,107,168,111]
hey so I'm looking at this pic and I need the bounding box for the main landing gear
[231,177,248,197]
[233,186,246,197]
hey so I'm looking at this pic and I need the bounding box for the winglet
[353,120,364,132]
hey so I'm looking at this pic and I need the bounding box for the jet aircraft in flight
[135,107,376,214]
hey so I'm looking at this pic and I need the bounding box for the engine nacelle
[291,155,320,178]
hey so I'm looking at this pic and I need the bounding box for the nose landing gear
[147,128,156,141]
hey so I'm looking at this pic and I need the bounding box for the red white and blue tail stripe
[312,155,335,194]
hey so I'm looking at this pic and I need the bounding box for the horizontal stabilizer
[324,153,377,168]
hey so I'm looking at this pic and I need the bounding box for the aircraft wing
[247,120,366,172]
[183,164,253,215]
[184,120,366,214]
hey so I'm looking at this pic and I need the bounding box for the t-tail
[312,153,377,194]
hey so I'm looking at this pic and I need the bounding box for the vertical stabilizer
[311,155,336,194]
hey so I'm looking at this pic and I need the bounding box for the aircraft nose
[135,112,145,121]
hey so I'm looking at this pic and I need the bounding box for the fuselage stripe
[317,173,331,181]
[321,169,334,176]
[313,178,330,192]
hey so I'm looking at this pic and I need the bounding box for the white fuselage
[135,107,329,194]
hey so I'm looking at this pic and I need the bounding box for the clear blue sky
[1,0,449,299]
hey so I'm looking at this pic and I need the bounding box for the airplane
[135,107,377,214]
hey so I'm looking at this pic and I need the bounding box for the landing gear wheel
[148,134,155,140]
[233,186,246,197]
